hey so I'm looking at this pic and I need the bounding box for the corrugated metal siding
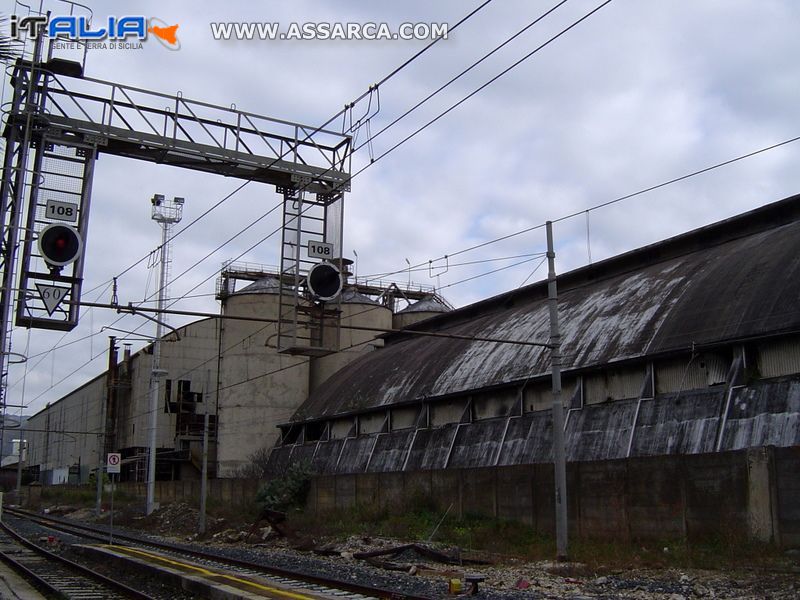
[496,412,553,465]
[367,431,415,472]
[721,379,800,449]
[336,436,374,473]
[523,378,575,412]
[330,418,354,439]
[359,412,385,434]
[391,406,419,430]
[704,353,729,386]
[757,338,800,378]
[311,439,344,474]
[566,399,638,460]
[269,377,800,474]
[585,367,645,405]
[430,400,467,426]
[448,419,507,468]
[404,425,458,470]
[655,354,728,394]
[631,389,724,455]
[291,443,317,467]
[473,389,516,420]
[523,382,552,412]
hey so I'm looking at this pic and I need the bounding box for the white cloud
[3,0,800,413]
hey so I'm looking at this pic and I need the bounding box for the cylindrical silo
[393,294,451,329]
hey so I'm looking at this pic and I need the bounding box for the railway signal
[306,261,342,302]
[37,223,83,269]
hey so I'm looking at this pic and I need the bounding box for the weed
[289,500,786,571]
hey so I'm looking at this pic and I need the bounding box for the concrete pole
[146,222,169,515]
[546,221,569,561]
[15,439,24,496]
[198,371,210,535]
[95,410,105,516]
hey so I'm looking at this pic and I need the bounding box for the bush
[88,471,110,487]
[231,446,273,479]
[255,461,312,512]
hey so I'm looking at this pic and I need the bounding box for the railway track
[0,516,156,599]
[4,507,433,599]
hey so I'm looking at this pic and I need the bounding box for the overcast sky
[2,0,799,417]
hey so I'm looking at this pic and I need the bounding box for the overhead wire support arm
[115,302,181,341]
[74,300,553,349]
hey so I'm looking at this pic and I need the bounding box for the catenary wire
[347,1,613,184]
[353,0,570,153]
[362,133,800,282]
[81,0,494,299]
[16,1,498,390]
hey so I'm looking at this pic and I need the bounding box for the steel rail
[0,517,156,599]
[7,507,435,600]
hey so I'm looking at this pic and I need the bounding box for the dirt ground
[43,500,798,599]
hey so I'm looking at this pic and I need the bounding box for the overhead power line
[76,301,552,348]
[364,133,800,282]
[347,0,613,183]
[355,0,571,153]
[23,1,499,394]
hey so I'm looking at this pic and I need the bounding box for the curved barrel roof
[293,195,800,422]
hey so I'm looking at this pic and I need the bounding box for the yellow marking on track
[101,545,315,599]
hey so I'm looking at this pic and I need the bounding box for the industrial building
[19,194,800,486]
[267,194,800,475]
[21,264,447,484]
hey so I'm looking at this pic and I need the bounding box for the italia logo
[10,15,181,50]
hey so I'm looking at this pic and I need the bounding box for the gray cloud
[3,0,799,414]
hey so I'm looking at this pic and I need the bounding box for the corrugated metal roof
[294,195,800,422]
[340,288,378,305]
[231,276,281,295]
[397,295,451,314]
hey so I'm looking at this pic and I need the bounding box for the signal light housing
[306,262,342,302]
[38,223,83,268]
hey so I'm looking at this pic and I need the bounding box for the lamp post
[146,195,184,515]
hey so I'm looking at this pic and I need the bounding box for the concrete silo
[216,276,309,476]
[393,294,452,329]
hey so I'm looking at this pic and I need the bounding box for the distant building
[22,265,446,483]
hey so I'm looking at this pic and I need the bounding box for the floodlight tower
[146,194,184,515]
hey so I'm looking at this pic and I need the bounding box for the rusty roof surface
[292,195,800,422]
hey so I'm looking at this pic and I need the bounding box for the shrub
[255,461,312,512]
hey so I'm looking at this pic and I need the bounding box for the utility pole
[546,221,569,561]
[96,336,116,516]
[146,195,184,515]
[95,404,104,516]
[198,370,210,535]
[15,439,24,496]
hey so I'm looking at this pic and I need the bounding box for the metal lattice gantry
[0,51,353,403]
[4,60,352,190]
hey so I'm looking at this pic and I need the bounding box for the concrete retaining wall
[109,478,261,509]
[306,447,799,545]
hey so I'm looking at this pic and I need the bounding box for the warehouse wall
[25,375,105,484]
[272,375,800,475]
[305,447,798,546]
[117,318,220,451]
